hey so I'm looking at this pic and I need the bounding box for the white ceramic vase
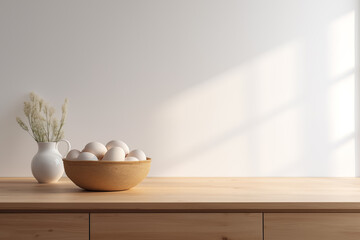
[31,140,71,183]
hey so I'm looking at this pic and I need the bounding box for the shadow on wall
[148,9,356,177]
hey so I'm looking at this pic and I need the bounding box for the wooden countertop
[1,177,360,213]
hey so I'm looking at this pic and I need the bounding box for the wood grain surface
[91,213,262,240]
[0,213,88,240]
[265,213,360,240]
[2,177,360,212]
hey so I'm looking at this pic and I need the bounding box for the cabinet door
[265,213,360,240]
[91,213,262,240]
[0,213,88,240]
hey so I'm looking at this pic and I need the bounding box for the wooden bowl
[63,158,151,191]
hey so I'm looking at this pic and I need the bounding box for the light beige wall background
[0,0,357,177]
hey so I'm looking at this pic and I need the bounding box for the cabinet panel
[0,213,88,240]
[265,213,360,240]
[91,213,262,240]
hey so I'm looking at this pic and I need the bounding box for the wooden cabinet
[6,212,360,240]
[0,213,88,240]
[265,213,360,240]
[3,178,360,239]
[91,213,262,240]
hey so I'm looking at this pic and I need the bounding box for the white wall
[0,0,357,177]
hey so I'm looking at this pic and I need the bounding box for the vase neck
[37,142,57,151]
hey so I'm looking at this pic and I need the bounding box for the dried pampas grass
[16,92,68,142]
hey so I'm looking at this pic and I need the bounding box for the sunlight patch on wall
[328,74,355,142]
[327,10,355,176]
[330,138,355,176]
[153,41,302,176]
[153,61,251,160]
[328,11,355,78]
[161,134,251,176]
[254,106,304,176]
[254,42,301,116]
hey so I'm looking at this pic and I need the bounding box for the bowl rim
[63,157,151,164]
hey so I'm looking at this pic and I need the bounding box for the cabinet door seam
[89,213,91,240]
[262,212,265,240]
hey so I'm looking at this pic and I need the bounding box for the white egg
[127,149,146,161]
[82,142,107,160]
[66,149,80,160]
[125,156,139,161]
[77,152,98,161]
[102,147,125,161]
[106,140,129,154]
